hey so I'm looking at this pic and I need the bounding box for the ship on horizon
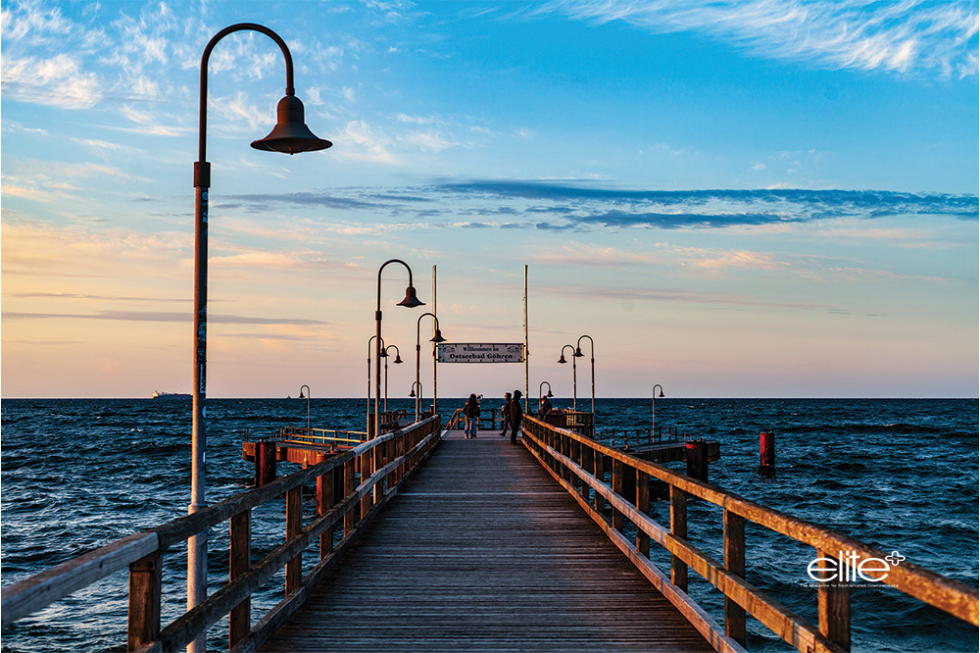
[151,391,191,399]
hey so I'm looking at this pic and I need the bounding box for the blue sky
[2,0,977,398]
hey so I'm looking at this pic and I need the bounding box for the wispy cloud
[541,0,979,78]
[1,310,326,325]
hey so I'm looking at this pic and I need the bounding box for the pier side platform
[259,429,714,652]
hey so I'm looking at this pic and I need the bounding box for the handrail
[1,416,442,652]
[520,415,978,653]
[278,426,368,447]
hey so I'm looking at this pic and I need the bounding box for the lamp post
[410,381,423,411]
[376,260,424,438]
[298,384,311,431]
[415,312,446,421]
[190,23,329,651]
[652,384,665,439]
[538,381,554,412]
[557,344,577,410]
[574,335,595,415]
[366,335,385,432]
[381,344,403,412]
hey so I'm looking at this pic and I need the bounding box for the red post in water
[686,439,709,482]
[760,431,775,475]
[254,440,277,487]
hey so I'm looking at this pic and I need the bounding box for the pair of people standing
[499,390,523,445]
[463,394,480,438]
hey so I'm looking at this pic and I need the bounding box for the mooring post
[685,439,709,482]
[760,431,776,476]
[255,440,277,487]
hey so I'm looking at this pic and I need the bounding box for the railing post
[611,458,623,530]
[344,458,356,536]
[285,485,302,596]
[127,550,161,652]
[636,470,650,557]
[317,457,334,559]
[670,485,688,591]
[229,509,251,648]
[817,547,851,651]
[580,442,593,503]
[724,508,747,645]
[593,450,604,513]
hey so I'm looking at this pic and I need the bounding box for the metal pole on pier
[524,265,529,415]
[190,22,330,653]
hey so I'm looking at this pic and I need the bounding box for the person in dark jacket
[508,390,523,445]
[499,392,512,438]
[463,394,480,439]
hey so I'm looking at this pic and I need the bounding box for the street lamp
[557,344,577,410]
[415,312,446,421]
[366,335,385,432]
[381,344,403,412]
[376,260,424,437]
[574,335,595,415]
[539,381,554,412]
[410,381,423,411]
[189,23,329,649]
[652,384,665,439]
[298,384,311,431]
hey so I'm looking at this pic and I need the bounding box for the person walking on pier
[463,394,480,439]
[499,392,512,438]
[508,390,523,445]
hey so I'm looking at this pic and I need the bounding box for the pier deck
[260,429,714,652]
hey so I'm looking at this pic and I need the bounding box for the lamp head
[251,95,332,155]
[298,391,305,399]
[379,348,388,358]
[547,389,554,397]
[573,347,584,358]
[430,329,446,343]
[397,285,425,308]
[394,354,403,364]
[409,388,416,398]
[557,354,567,364]
[658,390,665,398]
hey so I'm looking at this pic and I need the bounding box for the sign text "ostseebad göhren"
[437,343,525,364]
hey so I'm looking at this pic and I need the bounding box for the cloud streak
[541,0,979,78]
[226,181,978,231]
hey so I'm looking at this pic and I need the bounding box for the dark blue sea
[1,398,977,652]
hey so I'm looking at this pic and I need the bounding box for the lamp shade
[251,95,332,155]
[394,354,403,364]
[430,329,446,343]
[573,347,584,357]
[558,355,567,364]
[397,285,425,308]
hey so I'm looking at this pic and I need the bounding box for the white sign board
[437,343,525,364]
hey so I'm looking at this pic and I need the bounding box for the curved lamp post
[557,344,577,410]
[574,335,595,415]
[375,260,424,437]
[652,384,665,438]
[381,344,403,412]
[298,384,311,431]
[365,335,385,433]
[190,23,329,649]
[409,381,423,411]
[538,381,554,412]
[415,312,446,421]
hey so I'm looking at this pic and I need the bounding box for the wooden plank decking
[260,429,715,652]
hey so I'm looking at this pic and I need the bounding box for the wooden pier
[261,429,714,652]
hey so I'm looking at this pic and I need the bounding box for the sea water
[1,398,976,652]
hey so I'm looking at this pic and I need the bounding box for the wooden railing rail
[277,426,368,447]
[445,407,504,431]
[521,415,978,653]
[1,416,442,653]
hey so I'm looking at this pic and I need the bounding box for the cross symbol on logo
[885,551,906,566]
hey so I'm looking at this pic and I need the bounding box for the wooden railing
[597,425,680,448]
[276,426,368,448]
[445,407,505,431]
[1,416,442,652]
[521,415,978,653]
